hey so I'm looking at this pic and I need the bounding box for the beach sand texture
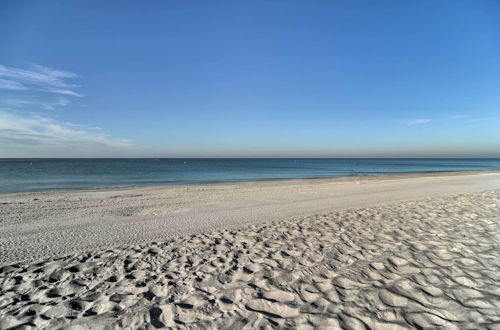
[1,172,500,329]
[2,171,500,265]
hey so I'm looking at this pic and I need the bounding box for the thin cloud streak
[5,97,70,110]
[45,88,82,97]
[404,119,430,125]
[0,110,132,148]
[0,64,83,97]
[0,78,28,90]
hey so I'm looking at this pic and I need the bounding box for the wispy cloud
[45,88,82,97]
[0,63,133,154]
[0,110,132,148]
[0,64,83,97]
[45,97,70,110]
[5,97,70,110]
[404,119,430,125]
[0,78,28,91]
[4,99,34,107]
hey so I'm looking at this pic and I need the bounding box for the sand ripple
[1,190,500,329]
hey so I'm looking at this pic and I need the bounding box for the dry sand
[2,171,500,265]
[1,171,500,329]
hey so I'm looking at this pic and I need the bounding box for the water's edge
[2,168,500,196]
[1,158,500,194]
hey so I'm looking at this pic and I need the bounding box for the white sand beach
[1,171,500,329]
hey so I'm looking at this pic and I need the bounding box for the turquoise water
[1,158,500,194]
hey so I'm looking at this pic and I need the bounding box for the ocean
[1,158,499,194]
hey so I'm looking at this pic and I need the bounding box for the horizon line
[1,157,500,160]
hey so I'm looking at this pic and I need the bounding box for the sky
[1,0,499,158]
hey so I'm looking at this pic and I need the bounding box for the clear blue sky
[1,0,499,157]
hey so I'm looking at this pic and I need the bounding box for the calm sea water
[1,158,499,194]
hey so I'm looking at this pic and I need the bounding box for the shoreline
[3,168,500,197]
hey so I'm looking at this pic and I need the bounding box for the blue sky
[1,0,499,157]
